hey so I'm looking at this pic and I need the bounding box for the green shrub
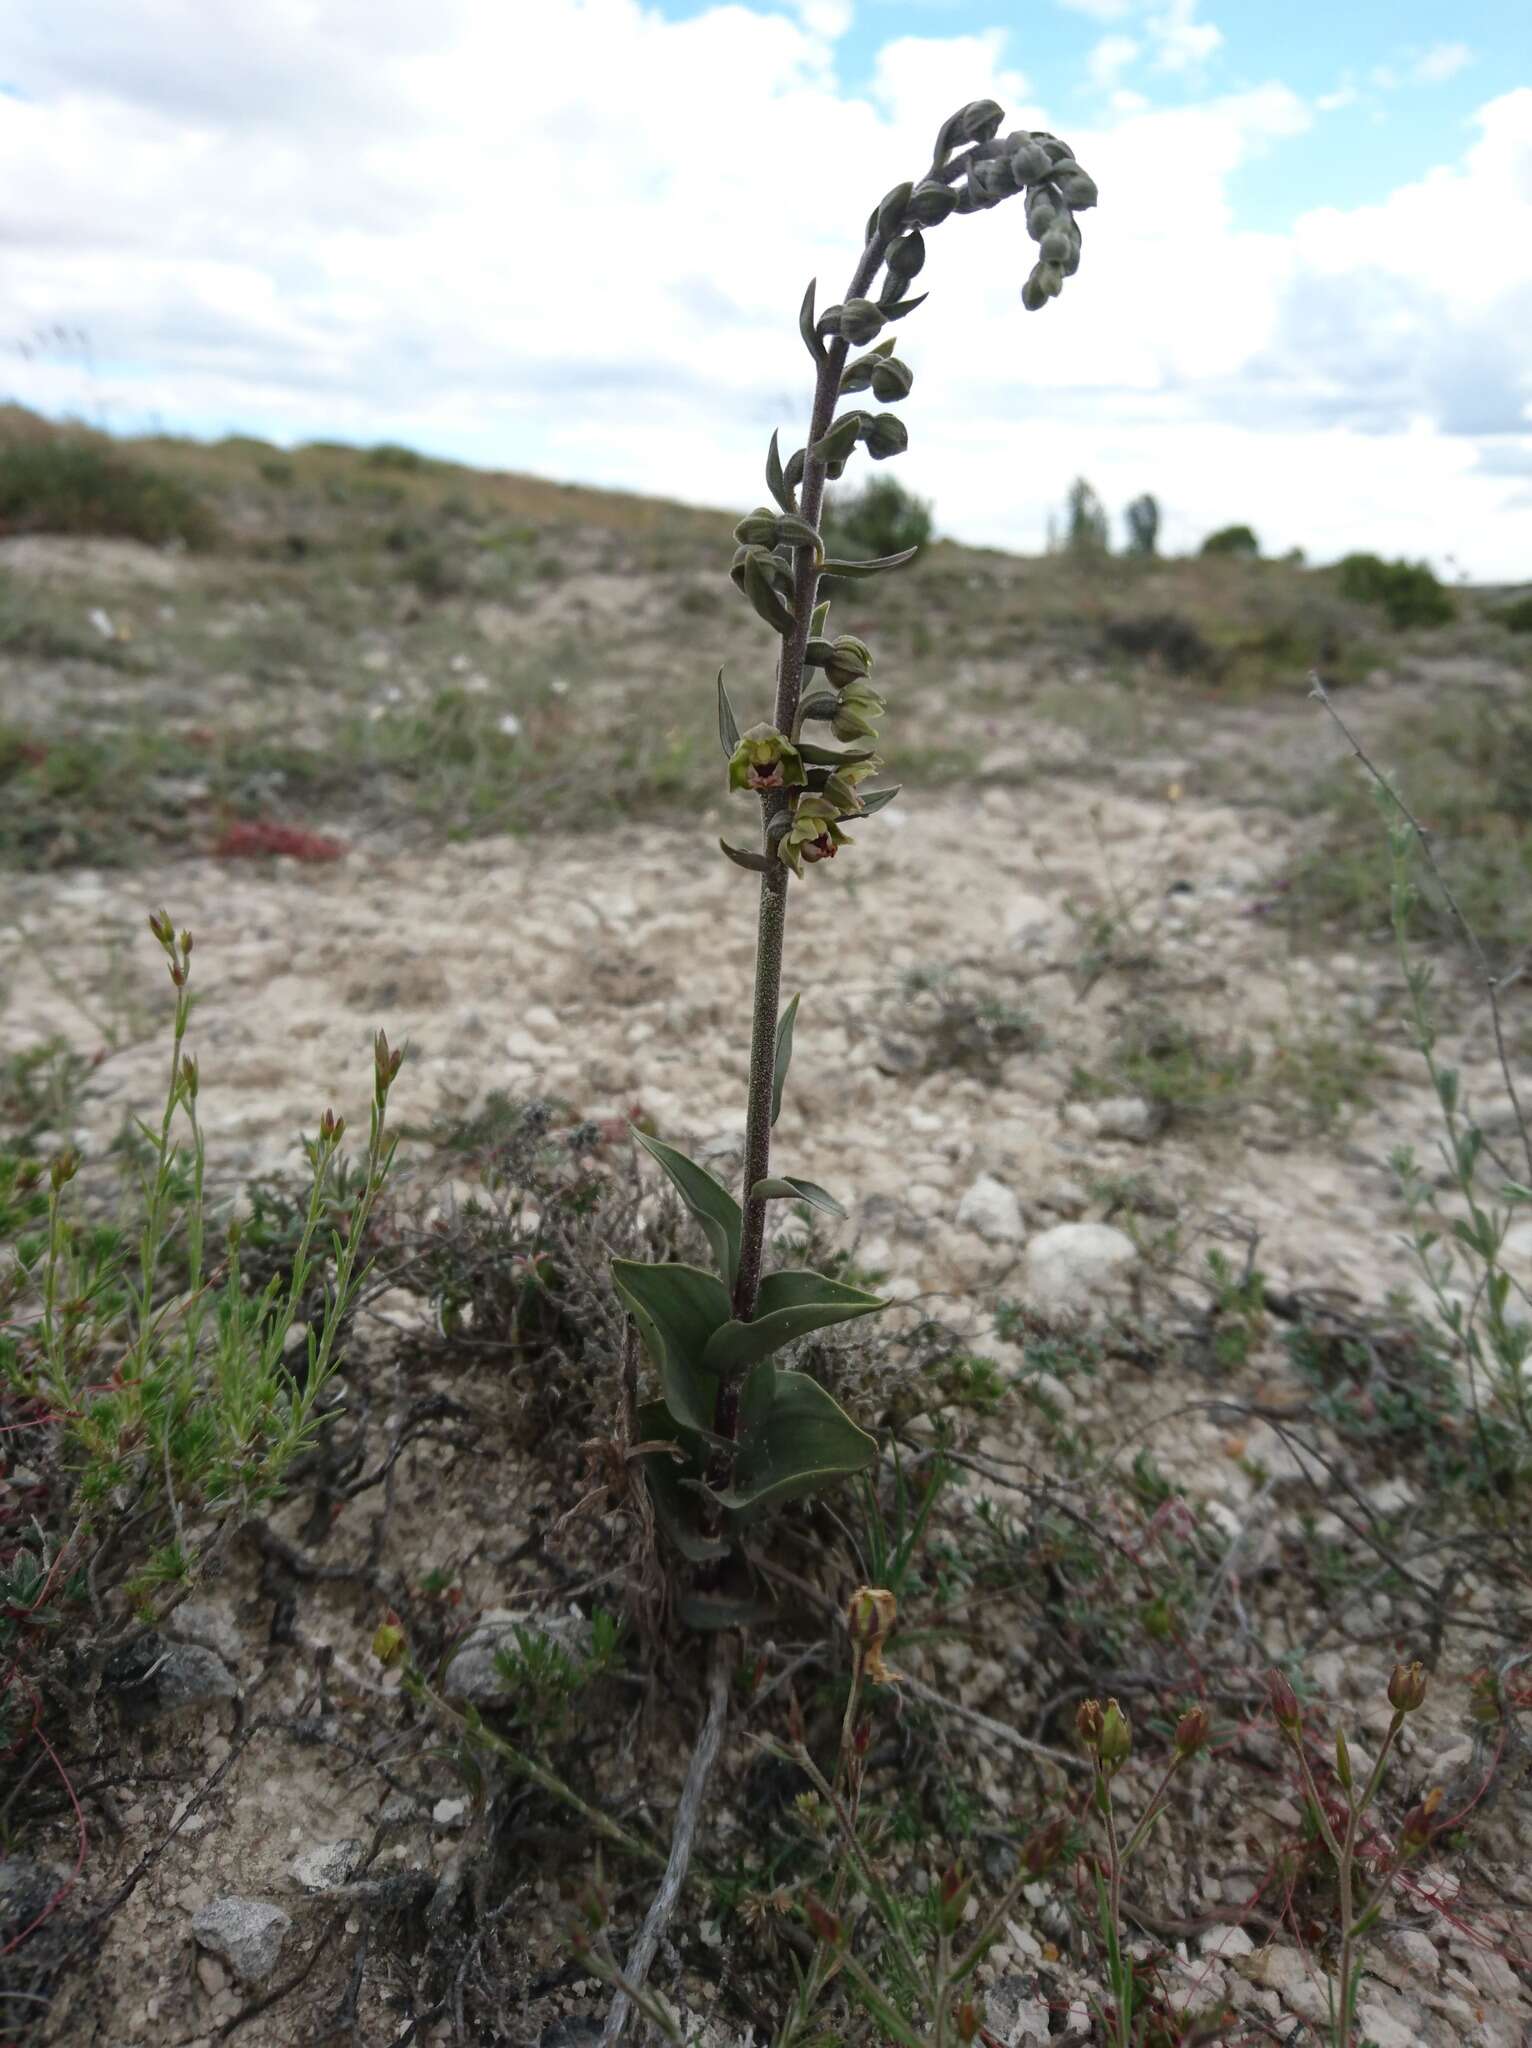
[1200,524,1259,558]
[1335,551,1455,629]
[1495,591,1532,633]
[0,434,217,548]
[822,474,933,562]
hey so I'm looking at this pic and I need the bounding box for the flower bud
[870,356,914,403]
[846,1585,897,1682]
[823,635,873,688]
[873,179,914,240]
[1175,1706,1210,1757]
[49,1147,79,1192]
[838,299,886,346]
[804,1894,843,1946]
[935,99,1004,157]
[372,1613,406,1666]
[179,1053,199,1101]
[907,179,957,227]
[729,724,806,795]
[734,505,784,547]
[937,1863,972,1933]
[1021,1814,1069,1877]
[884,230,926,283]
[956,2001,979,2043]
[863,413,908,462]
[968,157,1016,206]
[1266,1669,1302,1737]
[831,682,885,744]
[1335,1727,1353,1790]
[1055,165,1098,210]
[1076,1698,1105,1751]
[1400,1785,1443,1855]
[823,760,878,813]
[1011,140,1052,185]
[810,412,866,471]
[1388,1661,1427,1714]
[1098,1698,1131,1777]
[1039,224,1075,266]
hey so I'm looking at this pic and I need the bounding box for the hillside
[2,413,1531,2048]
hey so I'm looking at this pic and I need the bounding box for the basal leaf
[701,1267,885,1378]
[611,1259,730,1435]
[713,1369,877,1518]
[751,1176,847,1219]
[633,1130,742,1288]
[636,1401,728,1563]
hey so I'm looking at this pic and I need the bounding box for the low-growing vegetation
[1,98,1529,2048]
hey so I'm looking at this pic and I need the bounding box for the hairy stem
[729,232,886,1330]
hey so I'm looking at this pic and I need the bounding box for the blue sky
[1,0,1529,575]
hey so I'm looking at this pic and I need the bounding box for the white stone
[291,1838,364,1891]
[1355,2004,1418,2048]
[191,1897,292,1983]
[1093,1095,1155,1141]
[955,1174,1024,1244]
[1020,1222,1137,1316]
[1201,1923,1255,1960]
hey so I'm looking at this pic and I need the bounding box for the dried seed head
[1175,1705,1211,1757]
[1388,1661,1427,1714]
[1266,1669,1302,1737]
[846,1584,898,1681]
[1076,1698,1105,1750]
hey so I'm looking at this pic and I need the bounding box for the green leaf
[751,1176,847,1219]
[739,1357,778,1428]
[611,1260,731,1435]
[772,993,800,1128]
[820,548,919,580]
[795,740,878,767]
[675,1584,775,1630]
[711,1369,877,1518]
[701,1267,886,1378]
[798,690,841,723]
[635,1402,728,1563]
[720,838,775,875]
[799,278,822,362]
[716,668,741,758]
[857,785,901,817]
[632,1130,742,1288]
[765,429,794,516]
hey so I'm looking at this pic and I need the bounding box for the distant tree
[1200,523,1259,558]
[822,474,933,562]
[1335,552,1455,630]
[1124,493,1160,556]
[1064,476,1109,554]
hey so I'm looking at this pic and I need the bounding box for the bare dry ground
[2,431,1531,2048]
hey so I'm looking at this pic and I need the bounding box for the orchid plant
[613,98,1099,1624]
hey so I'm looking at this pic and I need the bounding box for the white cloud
[1057,0,1135,19]
[1146,0,1223,74]
[1087,35,1141,90]
[0,4,1527,577]
[1414,42,1473,84]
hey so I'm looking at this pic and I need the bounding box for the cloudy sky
[2,0,1530,576]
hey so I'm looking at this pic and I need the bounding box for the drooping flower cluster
[719,97,1097,883]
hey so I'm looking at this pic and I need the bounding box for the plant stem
[731,234,887,1327]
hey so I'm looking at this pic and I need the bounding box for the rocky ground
[2,517,1530,2047]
